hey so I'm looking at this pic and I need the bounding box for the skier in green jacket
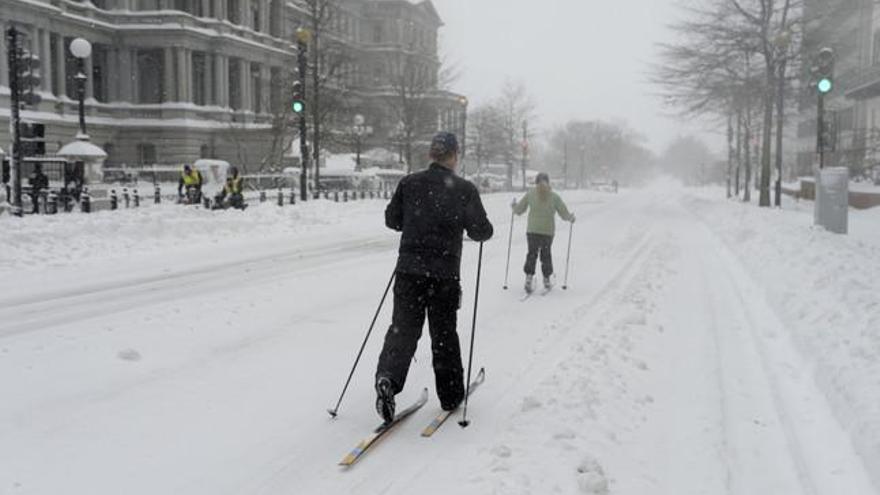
[512,172,575,293]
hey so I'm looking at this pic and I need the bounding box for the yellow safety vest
[182,170,202,186]
[225,176,242,195]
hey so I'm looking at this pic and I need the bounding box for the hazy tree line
[653,0,801,206]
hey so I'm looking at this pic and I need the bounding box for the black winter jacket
[385,163,494,280]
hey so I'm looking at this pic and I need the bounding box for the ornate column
[176,47,189,102]
[239,58,251,111]
[54,34,66,97]
[40,29,53,95]
[118,48,133,102]
[214,53,227,107]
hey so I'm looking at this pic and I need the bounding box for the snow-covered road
[1,185,877,494]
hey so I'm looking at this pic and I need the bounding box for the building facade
[0,0,465,173]
[797,0,879,178]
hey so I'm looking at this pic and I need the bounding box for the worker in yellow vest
[215,166,246,210]
[178,164,203,204]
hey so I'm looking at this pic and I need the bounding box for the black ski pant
[524,233,554,277]
[376,272,464,409]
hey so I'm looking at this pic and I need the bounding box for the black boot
[375,377,396,423]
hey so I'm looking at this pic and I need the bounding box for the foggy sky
[432,0,718,155]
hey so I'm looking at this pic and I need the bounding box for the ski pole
[460,242,484,428]
[502,202,516,290]
[562,219,574,290]
[328,269,396,418]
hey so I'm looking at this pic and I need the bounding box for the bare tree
[496,80,536,190]
[387,45,457,173]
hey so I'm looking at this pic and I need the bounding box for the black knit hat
[429,132,459,159]
[536,172,550,184]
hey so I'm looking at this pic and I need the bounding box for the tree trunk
[759,68,774,207]
[727,112,734,198]
[736,107,742,197]
[774,59,787,207]
[744,104,752,203]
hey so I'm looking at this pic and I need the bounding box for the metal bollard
[123,188,131,208]
[260,190,267,203]
[133,189,140,208]
[277,189,284,206]
[290,189,296,205]
[154,185,161,204]
[343,191,348,202]
[81,188,91,213]
[47,191,58,214]
[110,189,118,210]
[360,190,366,200]
[334,191,339,202]
[369,190,374,199]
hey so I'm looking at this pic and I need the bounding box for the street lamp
[352,114,372,170]
[69,37,92,139]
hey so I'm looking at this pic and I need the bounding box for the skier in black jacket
[375,131,494,423]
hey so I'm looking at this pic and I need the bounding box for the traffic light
[291,80,304,114]
[20,123,46,156]
[816,47,834,95]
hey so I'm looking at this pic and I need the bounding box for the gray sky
[431,0,719,154]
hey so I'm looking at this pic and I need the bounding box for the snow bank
[0,199,385,273]
[686,188,880,488]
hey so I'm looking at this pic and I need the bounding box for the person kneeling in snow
[513,172,575,293]
[214,166,246,210]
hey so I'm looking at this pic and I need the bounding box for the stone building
[0,0,465,174]
[797,0,879,178]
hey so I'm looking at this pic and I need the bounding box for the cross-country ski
[421,368,486,437]
[339,388,429,467]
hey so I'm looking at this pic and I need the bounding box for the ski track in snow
[0,186,877,495]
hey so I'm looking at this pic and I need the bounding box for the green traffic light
[818,78,833,94]
[292,100,304,113]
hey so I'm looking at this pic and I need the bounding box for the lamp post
[69,38,92,139]
[352,114,372,170]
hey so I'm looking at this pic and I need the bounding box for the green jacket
[514,189,573,236]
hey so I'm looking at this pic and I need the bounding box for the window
[92,44,109,103]
[227,0,240,24]
[137,143,157,166]
[192,52,207,106]
[136,49,164,103]
[874,30,880,65]
[270,67,282,113]
[373,22,383,43]
[251,63,262,113]
[229,59,242,110]
[103,143,115,166]
[252,2,261,31]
